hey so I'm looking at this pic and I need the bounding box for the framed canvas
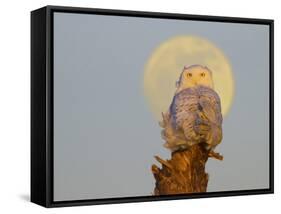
[31,5,274,207]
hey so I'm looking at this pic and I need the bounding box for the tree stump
[151,144,223,195]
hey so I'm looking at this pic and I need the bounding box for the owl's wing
[198,86,222,127]
[196,86,223,148]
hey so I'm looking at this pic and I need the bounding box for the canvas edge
[31,6,50,207]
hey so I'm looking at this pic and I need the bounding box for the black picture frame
[31,5,274,208]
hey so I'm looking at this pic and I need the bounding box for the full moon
[143,35,234,121]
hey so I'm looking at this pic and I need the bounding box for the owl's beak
[193,80,199,86]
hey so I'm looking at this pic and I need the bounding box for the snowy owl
[160,65,223,152]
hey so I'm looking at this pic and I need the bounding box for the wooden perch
[151,144,223,195]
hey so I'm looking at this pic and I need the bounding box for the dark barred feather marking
[164,85,222,151]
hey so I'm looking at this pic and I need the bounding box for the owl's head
[175,65,214,93]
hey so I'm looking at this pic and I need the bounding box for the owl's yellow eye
[200,73,205,77]
[187,73,192,77]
